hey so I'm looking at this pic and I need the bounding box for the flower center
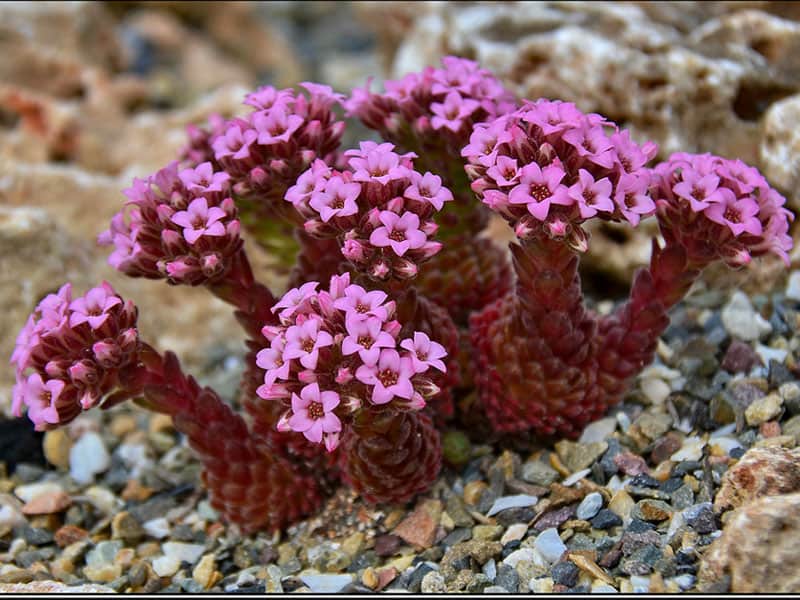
[583,189,597,205]
[355,302,370,314]
[691,185,705,199]
[389,230,406,242]
[357,335,374,349]
[530,184,551,203]
[332,197,345,209]
[377,368,398,388]
[301,338,315,353]
[416,350,428,361]
[624,193,637,209]
[307,401,324,420]
[723,207,741,224]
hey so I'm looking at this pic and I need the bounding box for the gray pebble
[521,461,559,486]
[576,492,603,520]
[495,563,519,593]
[590,509,622,530]
[551,561,580,587]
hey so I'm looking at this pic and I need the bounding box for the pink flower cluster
[98,161,243,285]
[182,83,345,206]
[255,273,447,451]
[285,141,452,280]
[10,282,139,430]
[345,56,516,151]
[463,99,659,250]
[651,152,794,266]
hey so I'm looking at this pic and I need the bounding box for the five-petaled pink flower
[355,349,416,405]
[672,171,725,212]
[347,142,411,184]
[212,121,258,161]
[400,332,448,374]
[431,91,481,132]
[68,282,121,330]
[287,383,341,447]
[341,317,396,366]
[282,316,333,370]
[567,169,614,219]
[614,173,656,226]
[333,285,389,322]
[256,336,291,385]
[18,373,63,430]
[508,163,571,220]
[171,197,227,245]
[309,176,361,222]
[704,192,763,237]
[369,211,427,256]
[252,107,304,145]
[178,162,230,194]
[404,172,453,211]
[271,282,319,320]
[562,126,615,169]
[487,156,521,187]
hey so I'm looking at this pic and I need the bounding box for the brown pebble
[362,567,378,590]
[650,433,683,464]
[549,483,585,508]
[376,567,399,591]
[393,499,442,549]
[614,451,650,476]
[373,534,402,558]
[22,490,72,515]
[111,511,144,543]
[463,481,488,506]
[121,480,154,502]
[760,421,781,438]
[148,414,175,434]
[382,508,406,530]
[109,415,138,438]
[569,552,615,585]
[43,429,72,470]
[54,525,89,548]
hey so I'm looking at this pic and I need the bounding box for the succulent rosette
[254,273,447,453]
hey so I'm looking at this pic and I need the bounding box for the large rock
[714,446,800,513]
[699,492,800,592]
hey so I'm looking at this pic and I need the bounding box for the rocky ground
[2,1,800,594]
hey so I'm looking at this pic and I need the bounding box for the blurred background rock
[2,1,799,415]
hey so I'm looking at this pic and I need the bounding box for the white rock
[114,443,154,478]
[616,411,632,433]
[710,437,743,455]
[671,574,696,591]
[579,417,617,443]
[606,475,625,492]
[591,584,618,593]
[503,548,544,569]
[500,523,528,545]
[710,423,737,438]
[533,528,567,564]
[84,486,122,516]
[640,378,671,405]
[299,574,353,593]
[14,481,63,503]
[721,291,772,341]
[69,432,110,484]
[487,494,538,517]
[755,344,789,366]
[482,558,497,581]
[630,575,650,593]
[670,436,706,462]
[563,469,591,487]
[143,518,171,539]
[786,271,800,302]
[0,495,26,529]
[576,492,604,520]
[162,541,206,565]
[529,576,554,593]
[152,554,181,577]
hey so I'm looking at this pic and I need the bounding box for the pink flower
[20,373,63,430]
[487,156,521,187]
[212,121,258,161]
[508,163,571,220]
[610,130,657,173]
[614,173,656,226]
[704,192,763,237]
[404,172,453,211]
[355,349,416,405]
[178,162,230,194]
[271,282,319,320]
[522,99,584,136]
[256,336,291,385]
[282,317,333,370]
[341,317,396,366]
[562,126,615,168]
[309,176,361,222]
[431,91,480,132]
[333,285,389,322]
[68,282,121,329]
[252,107,304,145]
[171,197,227,244]
[347,142,410,184]
[285,160,331,206]
[400,332,447,373]
[567,169,614,219]
[461,119,512,166]
[369,211,427,256]
[287,383,341,445]
[243,86,293,111]
[672,171,725,212]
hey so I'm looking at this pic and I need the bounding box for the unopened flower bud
[342,395,361,412]
[386,197,405,213]
[93,340,122,368]
[342,239,367,262]
[249,166,269,187]
[395,258,418,279]
[201,253,223,278]
[324,431,340,453]
[69,359,98,386]
[420,220,439,236]
[276,411,292,432]
[335,367,354,385]
[370,260,391,280]
[417,241,442,260]
[298,369,317,384]
[417,379,441,399]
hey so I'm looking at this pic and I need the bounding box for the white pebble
[299,574,353,593]
[785,271,800,301]
[576,492,604,520]
[0,496,26,529]
[606,475,625,492]
[630,575,650,593]
[640,378,671,405]
[503,548,544,569]
[500,523,528,545]
[721,291,772,341]
[69,432,110,484]
[671,574,696,591]
[755,344,788,366]
[616,411,632,433]
[162,541,205,565]
[143,518,171,539]
[579,417,617,443]
[84,486,122,516]
[487,494,538,517]
[14,482,63,503]
[533,528,567,564]
[482,558,497,581]
[670,437,706,462]
[152,554,181,577]
[592,584,618,593]
[710,423,737,438]
[562,469,591,487]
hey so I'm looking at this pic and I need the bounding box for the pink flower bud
[201,253,223,278]
[298,369,317,384]
[93,340,122,368]
[420,221,439,236]
[417,241,442,260]
[249,166,269,187]
[276,411,292,432]
[386,197,405,213]
[395,258,419,279]
[161,230,183,254]
[303,218,327,236]
[69,359,98,386]
[335,367,354,385]
[546,216,569,238]
[117,328,138,354]
[383,319,402,338]
[370,260,391,279]
[324,431,340,453]
[342,239,367,262]
[342,394,362,412]
[300,149,317,165]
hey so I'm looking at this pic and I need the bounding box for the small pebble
[591,509,623,530]
[720,291,772,341]
[486,495,538,517]
[69,432,111,485]
[576,492,603,520]
[534,528,567,564]
[744,393,783,426]
[670,437,706,462]
[579,418,617,443]
[521,461,559,487]
[500,523,528,546]
[420,571,446,593]
[550,561,580,587]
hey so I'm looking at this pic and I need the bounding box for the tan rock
[43,429,72,470]
[699,492,800,592]
[714,446,800,513]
